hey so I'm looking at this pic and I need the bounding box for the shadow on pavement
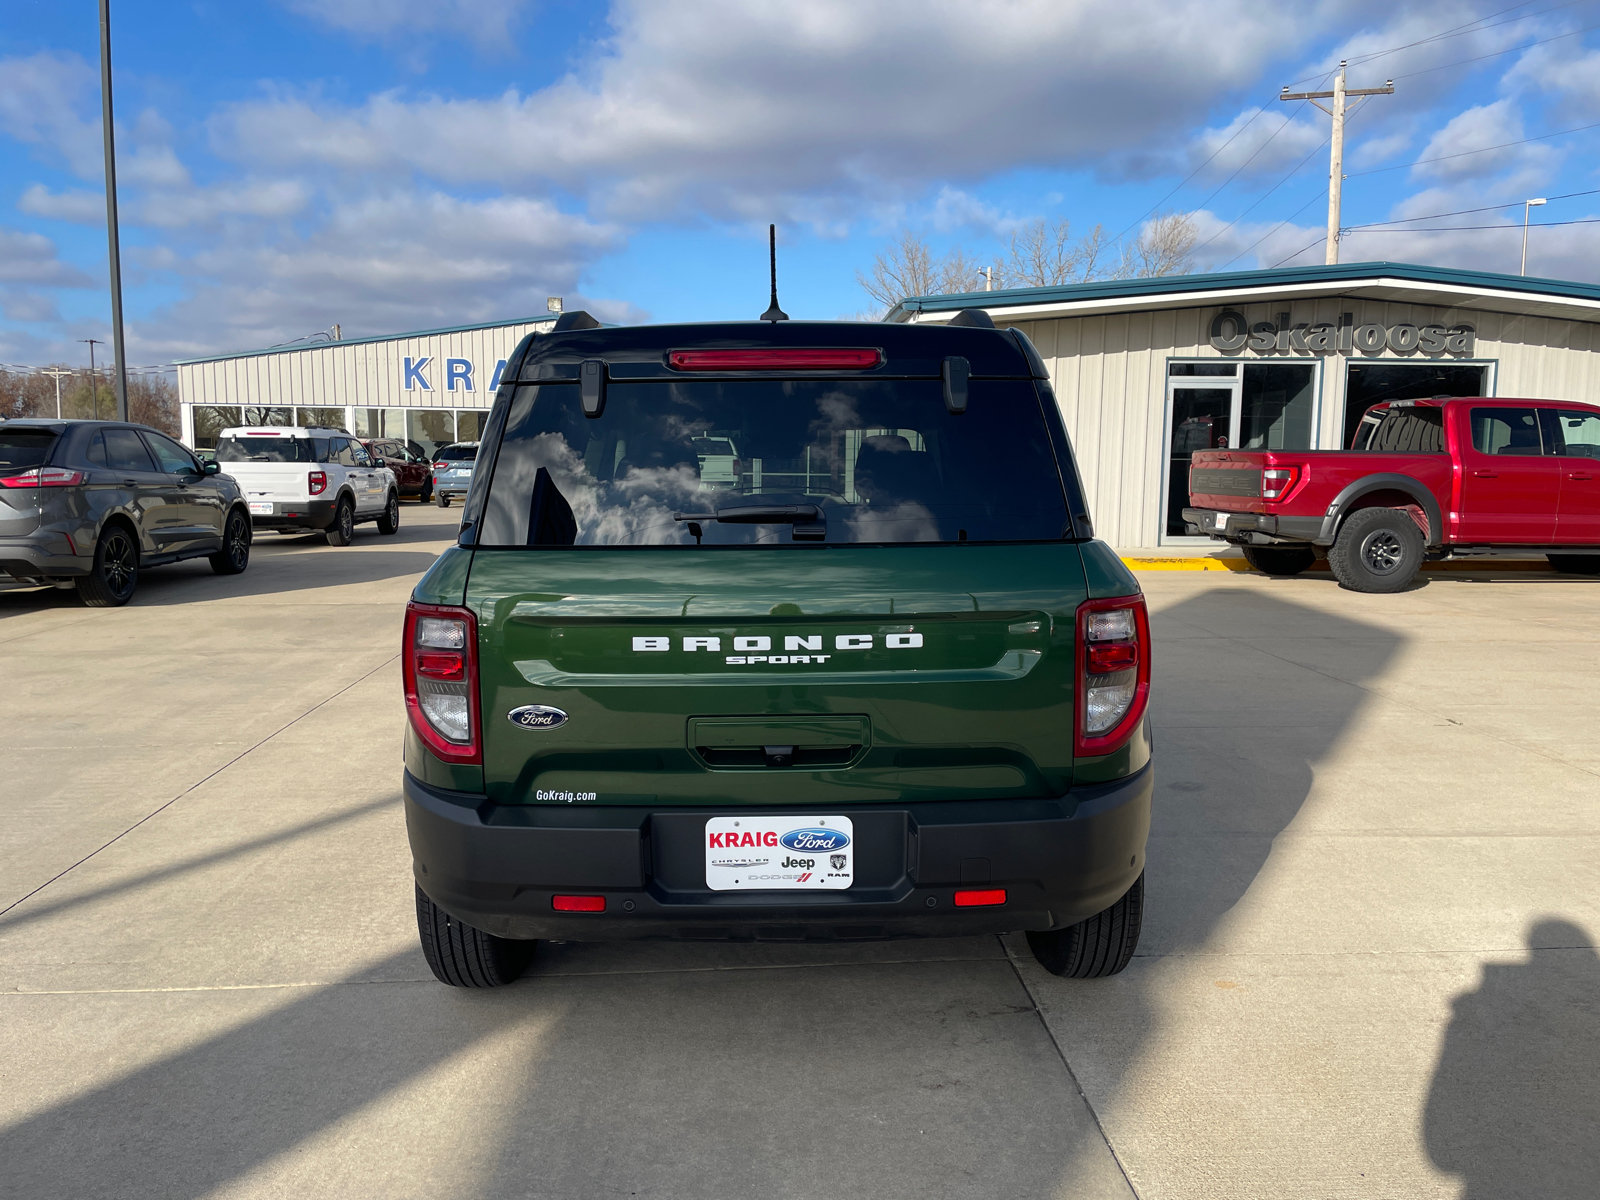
[1424,919,1600,1198]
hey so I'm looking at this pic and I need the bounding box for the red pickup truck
[1183,397,1600,592]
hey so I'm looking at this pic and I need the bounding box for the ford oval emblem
[779,827,850,852]
[508,704,568,730]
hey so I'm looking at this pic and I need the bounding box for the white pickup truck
[215,425,399,546]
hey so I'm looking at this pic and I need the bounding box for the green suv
[402,312,1152,986]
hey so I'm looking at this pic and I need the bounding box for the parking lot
[2,502,1596,1199]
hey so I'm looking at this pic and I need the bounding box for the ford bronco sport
[403,312,1153,986]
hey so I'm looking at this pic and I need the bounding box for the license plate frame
[705,815,853,891]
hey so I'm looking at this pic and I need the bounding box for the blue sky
[3,0,1599,370]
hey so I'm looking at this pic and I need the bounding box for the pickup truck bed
[1183,396,1600,591]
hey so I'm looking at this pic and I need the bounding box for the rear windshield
[435,444,478,462]
[1354,407,1445,452]
[217,436,316,463]
[477,379,1067,547]
[0,429,59,470]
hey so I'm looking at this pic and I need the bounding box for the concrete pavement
[2,506,1596,1197]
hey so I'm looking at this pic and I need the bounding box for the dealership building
[889,262,1600,547]
[174,313,559,460]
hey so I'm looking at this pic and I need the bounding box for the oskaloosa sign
[1209,310,1475,357]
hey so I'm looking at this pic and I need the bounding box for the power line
[1347,216,1600,231]
[1346,187,1600,228]
[1392,18,1600,79]
[1219,186,1329,270]
[1346,119,1600,177]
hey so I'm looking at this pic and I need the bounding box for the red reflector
[668,348,882,372]
[552,895,606,913]
[953,888,1007,908]
[415,650,464,680]
[1087,641,1139,674]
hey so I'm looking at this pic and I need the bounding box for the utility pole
[81,339,104,420]
[98,0,129,422]
[39,367,74,419]
[1281,62,1394,265]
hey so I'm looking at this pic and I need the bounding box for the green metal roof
[173,313,560,366]
[884,261,1600,322]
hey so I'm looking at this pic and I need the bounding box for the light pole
[98,0,129,422]
[1521,197,1547,276]
[38,367,74,419]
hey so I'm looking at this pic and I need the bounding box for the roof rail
[550,310,603,333]
[946,308,995,329]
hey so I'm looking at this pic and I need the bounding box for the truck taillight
[404,602,480,764]
[1076,595,1151,757]
[309,470,328,496]
[1261,465,1301,500]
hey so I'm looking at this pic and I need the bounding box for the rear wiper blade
[673,503,826,541]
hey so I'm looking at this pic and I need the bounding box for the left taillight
[1076,594,1151,757]
[404,601,480,764]
[0,467,83,488]
[308,470,328,496]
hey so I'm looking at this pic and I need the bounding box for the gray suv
[0,418,252,607]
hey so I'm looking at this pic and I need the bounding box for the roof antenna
[760,223,788,322]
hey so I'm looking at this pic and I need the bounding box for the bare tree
[855,230,940,312]
[1130,211,1198,278]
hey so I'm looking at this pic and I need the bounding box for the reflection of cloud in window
[846,501,940,542]
[496,432,698,545]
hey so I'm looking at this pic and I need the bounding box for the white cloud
[214,0,1356,222]
[0,227,95,288]
[0,289,64,324]
[1410,99,1558,183]
[18,185,105,224]
[0,52,103,179]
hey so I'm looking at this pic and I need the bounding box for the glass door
[1165,365,1239,539]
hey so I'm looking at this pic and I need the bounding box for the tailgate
[470,544,1093,806]
[221,463,311,503]
[1189,451,1268,511]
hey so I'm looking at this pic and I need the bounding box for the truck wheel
[1328,507,1424,593]
[1026,871,1143,978]
[1241,545,1317,577]
[419,480,433,503]
[436,493,451,509]
[415,885,534,987]
[377,491,400,535]
[75,523,139,607]
[1548,553,1600,575]
[209,508,251,575]
[325,497,355,546]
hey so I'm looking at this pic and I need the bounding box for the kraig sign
[1209,310,1475,357]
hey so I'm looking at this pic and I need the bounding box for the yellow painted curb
[1120,556,1556,574]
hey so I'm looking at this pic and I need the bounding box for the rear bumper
[404,765,1153,942]
[0,531,90,580]
[1183,507,1326,545]
[249,498,336,530]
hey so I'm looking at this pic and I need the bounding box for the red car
[1183,396,1600,591]
[363,438,433,502]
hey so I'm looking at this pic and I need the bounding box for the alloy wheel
[1361,530,1404,575]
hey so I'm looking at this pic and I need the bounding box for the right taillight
[1261,465,1301,500]
[403,602,480,764]
[309,470,328,496]
[1076,594,1151,757]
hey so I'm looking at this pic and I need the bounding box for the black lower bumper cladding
[404,766,1152,941]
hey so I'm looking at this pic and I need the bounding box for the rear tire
[1241,545,1317,577]
[76,523,139,607]
[325,497,355,546]
[415,885,534,987]
[1327,507,1424,593]
[1026,872,1144,978]
[377,491,400,535]
[436,493,451,509]
[419,480,433,503]
[209,508,251,575]
[1548,553,1600,575]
